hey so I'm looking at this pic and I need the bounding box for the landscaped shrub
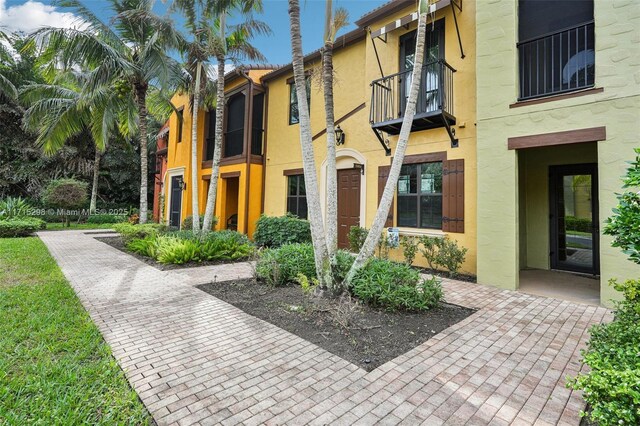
[41,178,88,226]
[418,235,441,270]
[565,216,592,233]
[333,250,356,284]
[255,243,316,286]
[348,226,368,252]
[0,217,47,238]
[400,236,419,266]
[113,222,164,243]
[87,214,127,224]
[253,214,311,247]
[0,196,32,219]
[181,214,218,230]
[350,258,442,311]
[418,235,468,277]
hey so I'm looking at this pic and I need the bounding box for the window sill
[509,87,603,108]
[395,227,445,238]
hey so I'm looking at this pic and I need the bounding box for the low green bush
[333,250,356,284]
[418,235,468,277]
[87,214,126,224]
[348,226,368,253]
[113,222,164,243]
[253,214,311,247]
[0,196,32,220]
[400,236,419,266]
[565,215,592,233]
[0,217,47,238]
[350,258,442,311]
[256,243,316,286]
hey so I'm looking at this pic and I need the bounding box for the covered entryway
[517,142,600,305]
[223,176,239,231]
[337,168,361,249]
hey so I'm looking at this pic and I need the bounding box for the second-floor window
[286,174,307,219]
[289,77,311,125]
[518,0,594,100]
[204,110,215,161]
[397,162,443,229]
[224,93,245,158]
[176,107,184,143]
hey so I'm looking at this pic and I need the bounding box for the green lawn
[44,222,117,231]
[0,237,151,425]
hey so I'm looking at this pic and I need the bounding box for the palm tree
[0,30,18,100]
[344,0,430,284]
[19,70,130,213]
[29,0,184,223]
[201,1,269,233]
[288,0,333,290]
[321,1,348,258]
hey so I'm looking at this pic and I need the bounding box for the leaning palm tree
[344,0,431,284]
[321,1,348,258]
[201,1,270,233]
[19,70,131,213]
[29,0,184,223]
[288,0,333,289]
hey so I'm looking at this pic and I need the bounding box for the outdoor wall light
[178,177,187,191]
[335,125,345,146]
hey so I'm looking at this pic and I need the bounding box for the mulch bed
[94,236,244,271]
[416,267,477,283]
[197,279,475,371]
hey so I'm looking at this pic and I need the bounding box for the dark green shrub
[348,226,368,252]
[87,214,126,224]
[565,216,592,233]
[418,235,441,269]
[400,236,419,266]
[350,258,442,311]
[436,237,468,277]
[113,222,164,243]
[255,243,316,286]
[181,214,218,230]
[253,214,311,247]
[333,250,355,284]
[0,218,46,237]
[126,236,158,258]
[155,238,202,264]
[0,196,32,219]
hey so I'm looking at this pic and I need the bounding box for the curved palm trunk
[344,9,429,285]
[190,62,202,232]
[135,83,149,224]
[202,57,225,232]
[289,0,333,290]
[89,149,101,214]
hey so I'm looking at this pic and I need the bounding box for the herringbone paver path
[39,230,611,425]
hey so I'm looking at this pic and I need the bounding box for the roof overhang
[369,0,452,39]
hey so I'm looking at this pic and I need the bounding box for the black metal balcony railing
[518,21,595,100]
[369,60,455,135]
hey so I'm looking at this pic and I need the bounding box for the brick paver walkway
[39,230,611,425]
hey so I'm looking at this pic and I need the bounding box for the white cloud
[0,0,83,34]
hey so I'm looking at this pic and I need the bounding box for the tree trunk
[288,0,333,290]
[344,8,429,285]
[202,55,226,232]
[89,148,101,214]
[190,62,202,232]
[322,41,338,257]
[135,82,149,224]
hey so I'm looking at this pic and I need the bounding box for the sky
[0,0,389,64]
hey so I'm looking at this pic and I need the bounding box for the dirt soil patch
[197,279,475,371]
[94,236,245,271]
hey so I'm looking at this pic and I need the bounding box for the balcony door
[549,164,599,275]
[399,19,444,116]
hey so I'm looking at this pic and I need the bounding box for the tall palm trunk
[202,55,226,232]
[344,6,429,285]
[89,149,101,214]
[288,0,332,290]
[135,82,149,224]
[322,1,337,258]
[190,62,202,232]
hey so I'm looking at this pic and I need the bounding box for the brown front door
[337,168,361,249]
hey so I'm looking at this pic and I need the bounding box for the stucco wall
[263,2,478,274]
[476,0,640,305]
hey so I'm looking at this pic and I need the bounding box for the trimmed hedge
[113,222,165,244]
[253,214,311,248]
[565,215,592,233]
[87,214,127,224]
[0,218,47,238]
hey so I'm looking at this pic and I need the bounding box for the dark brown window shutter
[377,165,393,228]
[443,159,464,233]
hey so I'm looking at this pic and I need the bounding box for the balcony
[369,60,456,136]
[518,21,595,100]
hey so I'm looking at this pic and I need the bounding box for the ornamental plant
[41,178,88,227]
